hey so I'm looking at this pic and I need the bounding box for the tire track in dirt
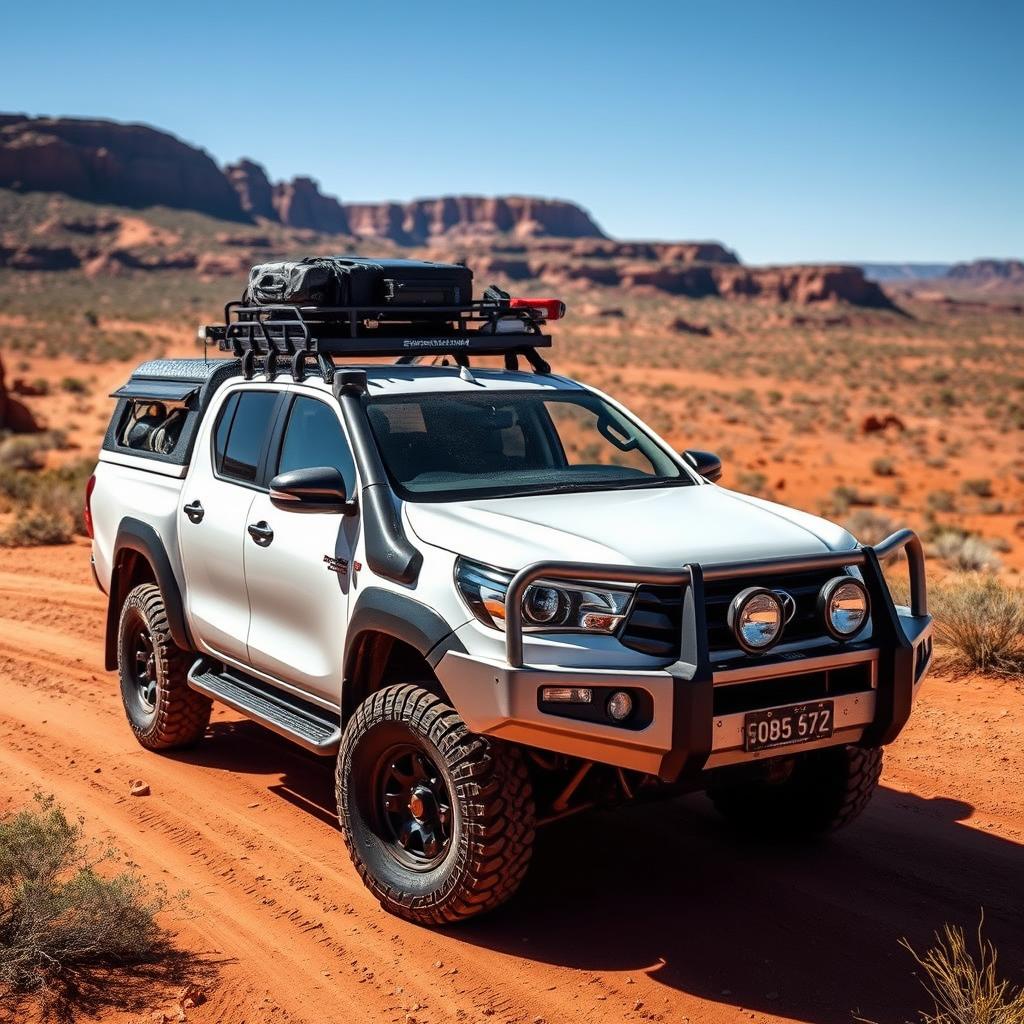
[1,546,1022,1024]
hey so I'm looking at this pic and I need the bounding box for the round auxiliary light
[728,587,785,653]
[820,577,870,639]
[607,691,634,722]
[523,586,562,625]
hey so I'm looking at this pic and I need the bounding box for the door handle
[183,500,204,524]
[247,520,274,547]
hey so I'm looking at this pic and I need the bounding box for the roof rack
[199,294,555,383]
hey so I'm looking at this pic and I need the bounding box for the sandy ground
[0,542,1021,1024]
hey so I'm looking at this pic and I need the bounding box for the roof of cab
[126,358,583,397]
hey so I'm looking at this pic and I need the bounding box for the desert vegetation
[0,794,208,1019]
[878,918,1024,1024]
[928,575,1024,679]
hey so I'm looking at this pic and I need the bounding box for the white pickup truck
[87,259,934,924]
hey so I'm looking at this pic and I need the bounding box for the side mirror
[683,449,722,483]
[269,466,357,515]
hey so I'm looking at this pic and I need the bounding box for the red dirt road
[0,541,1021,1024]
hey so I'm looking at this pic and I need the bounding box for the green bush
[0,795,167,996]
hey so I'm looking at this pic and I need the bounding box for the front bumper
[434,530,933,781]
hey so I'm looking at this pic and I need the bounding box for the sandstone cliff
[273,176,349,233]
[0,115,246,221]
[342,195,606,243]
[945,259,1024,288]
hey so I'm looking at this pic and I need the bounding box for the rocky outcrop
[272,177,349,233]
[618,263,718,296]
[0,115,247,220]
[225,159,276,220]
[524,238,738,263]
[343,196,606,243]
[0,355,41,433]
[945,259,1024,286]
[476,256,897,310]
[712,265,896,308]
[0,244,81,270]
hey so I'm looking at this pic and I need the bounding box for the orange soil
[0,543,1021,1024]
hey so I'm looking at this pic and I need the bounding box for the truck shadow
[465,789,1024,1023]
[179,719,1024,1024]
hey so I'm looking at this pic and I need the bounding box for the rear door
[178,387,283,662]
[244,393,359,705]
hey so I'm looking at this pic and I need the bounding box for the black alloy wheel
[131,627,158,711]
[375,743,453,869]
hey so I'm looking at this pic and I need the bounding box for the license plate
[743,700,834,752]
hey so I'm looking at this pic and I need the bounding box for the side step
[188,660,341,755]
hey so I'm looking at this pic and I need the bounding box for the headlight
[820,576,870,638]
[454,557,632,634]
[727,587,784,652]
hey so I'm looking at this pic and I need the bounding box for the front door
[178,387,281,663]
[244,394,359,706]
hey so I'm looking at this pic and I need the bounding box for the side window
[277,396,357,494]
[117,399,190,456]
[213,393,239,474]
[216,391,279,484]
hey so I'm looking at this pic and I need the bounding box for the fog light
[728,587,785,653]
[541,686,592,704]
[607,691,633,721]
[819,576,870,639]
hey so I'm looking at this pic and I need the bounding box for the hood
[405,484,856,571]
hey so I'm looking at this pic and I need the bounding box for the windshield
[366,389,690,501]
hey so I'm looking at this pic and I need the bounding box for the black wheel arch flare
[104,518,193,671]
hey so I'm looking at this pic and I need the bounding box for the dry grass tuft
[900,916,1024,1024]
[930,532,1002,573]
[929,575,1024,679]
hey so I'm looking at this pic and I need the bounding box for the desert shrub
[0,435,53,471]
[0,459,93,545]
[927,490,957,514]
[930,531,1002,573]
[736,470,767,496]
[961,478,994,499]
[59,376,88,395]
[0,795,168,996]
[929,574,1024,677]
[899,917,1024,1024]
[0,509,75,547]
[844,509,899,545]
[871,456,897,477]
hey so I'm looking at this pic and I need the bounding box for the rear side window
[117,399,189,456]
[214,391,279,484]
[276,397,357,493]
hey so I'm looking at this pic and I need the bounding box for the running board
[188,660,341,755]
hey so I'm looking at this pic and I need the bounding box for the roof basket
[199,286,555,382]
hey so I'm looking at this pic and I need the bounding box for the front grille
[619,567,845,660]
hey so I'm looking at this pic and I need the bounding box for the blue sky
[3,0,1020,263]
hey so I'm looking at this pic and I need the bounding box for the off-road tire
[337,684,535,925]
[118,583,211,750]
[708,744,883,836]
